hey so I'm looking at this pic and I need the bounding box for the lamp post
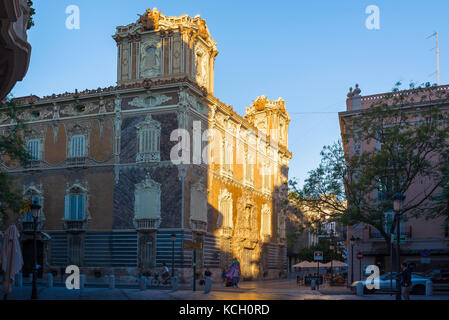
[393,192,406,300]
[350,235,360,285]
[171,234,176,277]
[330,243,335,284]
[30,199,41,300]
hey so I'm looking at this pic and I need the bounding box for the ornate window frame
[217,189,233,237]
[133,174,162,229]
[136,114,161,163]
[64,183,90,222]
[66,124,90,160]
[260,204,272,240]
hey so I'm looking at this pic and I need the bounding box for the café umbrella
[1,224,24,298]
[320,260,348,268]
[292,261,322,268]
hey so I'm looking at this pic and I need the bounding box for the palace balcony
[134,218,160,232]
[24,160,41,170]
[136,152,160,163]
[221,226,233,238]
[67,157,87,167]
[63,220,88,233]
[191,219,207,234]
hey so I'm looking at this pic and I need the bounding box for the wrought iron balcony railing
[191,219,207,234]
[67,157,87,166]
[134,218,160,231]
[63,220,88,233]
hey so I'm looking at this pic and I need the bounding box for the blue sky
[13,0,449,186]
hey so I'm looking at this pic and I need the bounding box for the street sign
[421,249,431,257]
[183,240,203,250]
[421,258,431,264]
[357,252,363,260]
[314,251,323,261]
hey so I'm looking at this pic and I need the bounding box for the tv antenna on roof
[427,31,440,85]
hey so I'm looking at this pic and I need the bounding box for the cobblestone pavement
[1,279,448,300]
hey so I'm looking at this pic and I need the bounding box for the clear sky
[12,0,449,186]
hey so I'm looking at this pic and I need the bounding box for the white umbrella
[1,224,24,299]
[293,261,323,268]
[321,260,348,268]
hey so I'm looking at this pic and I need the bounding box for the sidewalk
[2,279,449,300]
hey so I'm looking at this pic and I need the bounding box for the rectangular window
[70,135,86,158]
[27,139,40,161]
[65,194,86,221]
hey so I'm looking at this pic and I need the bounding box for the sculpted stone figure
[140,8,160,31]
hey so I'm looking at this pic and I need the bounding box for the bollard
[46,273,53,288]
[80,274,86,291]
[139,276,147,291]
[16,273,23,288]
[204,276,212,294]
[108,275,115,289]
[171,276,179,292]
[426,280,433,296]
[311,279,316,290]
[356,282,364,296]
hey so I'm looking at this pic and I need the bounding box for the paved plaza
[2,279,449,300]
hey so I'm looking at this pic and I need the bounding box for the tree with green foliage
[290,83,449,252]
[0,99,31,226]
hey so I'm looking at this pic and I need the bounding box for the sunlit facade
[0,8,292,282]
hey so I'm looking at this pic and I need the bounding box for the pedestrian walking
[398,262,411,300]
[227,258,241,288]
[204,268,213,294]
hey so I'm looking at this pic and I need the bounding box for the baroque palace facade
[0,8,292,282]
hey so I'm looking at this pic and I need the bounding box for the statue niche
[141,40,161,78]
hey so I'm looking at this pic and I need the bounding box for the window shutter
[70,195,78,220]
[78,194,86,220]
[64,195,70,220]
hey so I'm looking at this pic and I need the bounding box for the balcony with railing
[66,157,87,167]
[63,220,88,233]
[221,226,233,238]
[134,218,160,232]
[191,219,208,234]
[24,160,41,170]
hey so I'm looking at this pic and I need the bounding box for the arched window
[190,181,207,233]
[260,204,272,239]
[26,139,40,161]
[220,135,233,178]
[136,115,161,163]
[244,152,255,187]
[70,135,86,158]
[64,186,87,221]
[218,189,233,236]
[134,175,161,228]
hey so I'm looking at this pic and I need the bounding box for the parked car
[351,272,429,294]
[430,270,449,284]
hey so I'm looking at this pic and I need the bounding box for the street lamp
[349,235,360,286]
[30,199,41,300]
[393,192,405,300]
[171,234,176,277]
